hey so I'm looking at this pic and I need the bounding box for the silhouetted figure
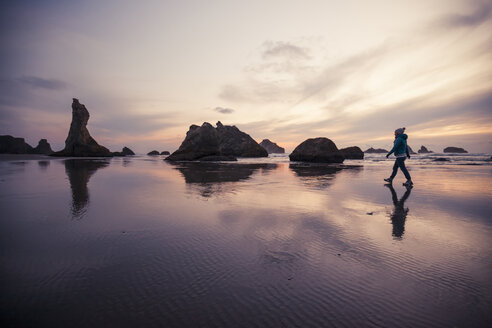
[64,159,109,219]
[385,184,412,239]
[384,127,413,186]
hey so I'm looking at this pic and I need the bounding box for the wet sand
[0,157,491,327]
[0,154,55,161]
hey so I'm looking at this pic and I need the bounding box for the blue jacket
[387,134,408,157]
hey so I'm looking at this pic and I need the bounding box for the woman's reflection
[64,159,109,219]
[385,184,412,239]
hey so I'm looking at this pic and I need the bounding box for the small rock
[259,139,285,154]
[418,145,433,154]
[32,139,53,155]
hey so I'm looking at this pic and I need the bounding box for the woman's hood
[398,133,408,140]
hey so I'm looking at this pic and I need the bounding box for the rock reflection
[385,184,412,239]
[290,164,360,189]
[37,160,50,171]
[172,162,277,197]
[64,159,109,219]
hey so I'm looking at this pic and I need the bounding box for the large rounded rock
[166,123,220,161]
[216,122,267,157]
[166,121,267,161]
[289,138,344,163]
[52,98,112,157]
[339,146,364,159]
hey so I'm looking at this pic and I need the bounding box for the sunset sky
[1,0,491,153]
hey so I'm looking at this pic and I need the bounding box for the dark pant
[390,157,411,180]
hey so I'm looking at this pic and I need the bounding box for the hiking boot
[403,180,413,186]
[384,178,393,183]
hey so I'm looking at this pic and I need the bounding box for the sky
[1,0,491,154]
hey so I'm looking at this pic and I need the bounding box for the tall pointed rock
[53,98,112,157]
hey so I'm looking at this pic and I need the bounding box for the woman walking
[384,127,413,186]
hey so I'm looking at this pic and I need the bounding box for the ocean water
[1,155,491,327]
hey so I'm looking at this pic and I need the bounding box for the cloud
[438,1,492,28]
[93,113,177,135]
[262,41,310,60]
[0,76,68,108]
[17,75,67,90]
[214,106,235,114]
[219,41,389,106]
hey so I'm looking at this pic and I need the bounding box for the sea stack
[418,146,433,154]
[289,137,344,163]
[259,139,285,154]
[52,99,112,157]
[166,121,267,161]
[32,139,53,155]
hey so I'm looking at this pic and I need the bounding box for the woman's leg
[398,158,412,181]
[389,159,399,180]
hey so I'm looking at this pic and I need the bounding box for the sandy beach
[1,155,491,327]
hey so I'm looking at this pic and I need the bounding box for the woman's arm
[386,139,401,158]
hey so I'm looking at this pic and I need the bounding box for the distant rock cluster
[113,147,135,156]
[364,147,388,153]
[1,99,137,157]
[146,150,170,156]
[2,97,475,161]
[259,139,285,154]
[165,121,267,161]
[0,135,53,155]
[443,147,467,153]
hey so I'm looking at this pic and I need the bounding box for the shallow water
[1,156,491,327]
